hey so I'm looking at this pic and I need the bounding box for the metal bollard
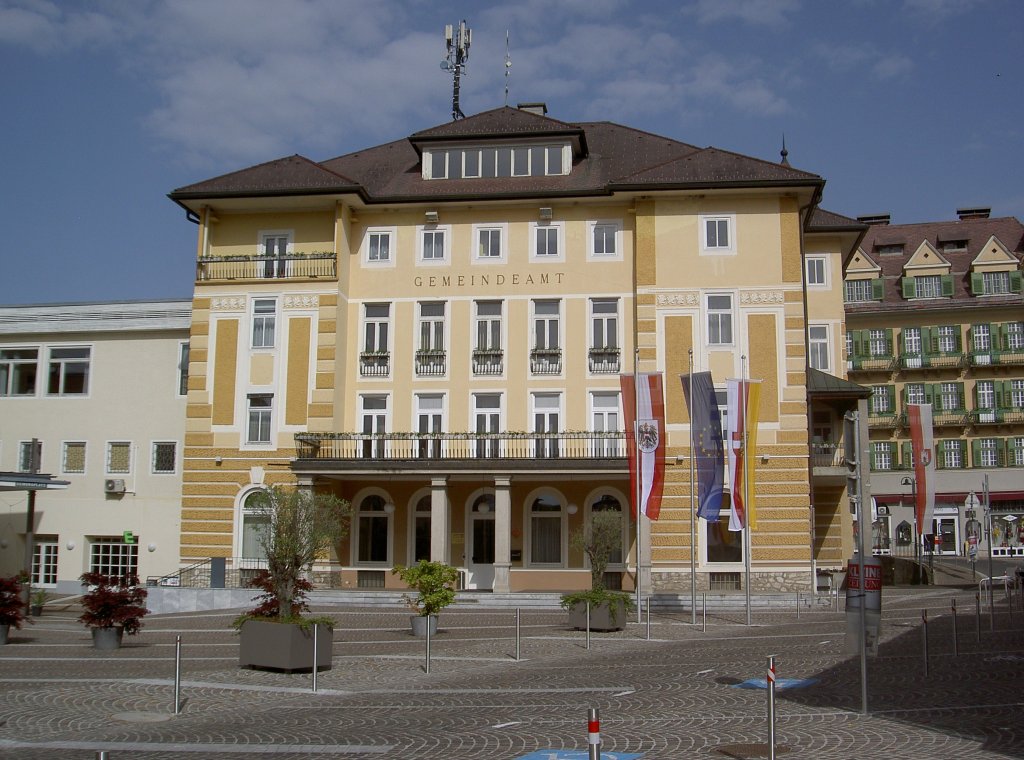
[96,752,108,759]
[921,610,929,677]
[588,707,601,760]
[646,596,651,641]
[586,601,591,650]
[173,635,182,714]
[951,599,959,657]
[766,655,777,760]
[702,592,707,633]
[515,608,521,661]
[976,592,982,642]
[425,616,432,674]
[311,624,319,693]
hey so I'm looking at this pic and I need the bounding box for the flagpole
[743,355,752,627]
[688,349,697,625]
[634,349,642,624]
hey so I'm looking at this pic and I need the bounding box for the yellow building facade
[169,105,861,594]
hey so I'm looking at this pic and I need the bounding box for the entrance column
[430,477,450,564]
[493,475,512,593]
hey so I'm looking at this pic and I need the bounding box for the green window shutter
[995,380,1005,410]
[922,326,935,354]
[924,383,935,406]
[900,386,907,409]
[970,272,984,295]
[1010,271,1022,294]
[1009,437,1022,464]
[971,439,981,467]
[936,440,946,467]
[941,274,954,296]
[871,277,885,300]
[970,323,983,352]
[901,277,916,299]
[855,330,868,357]
[901,441,913,468]
[954,328,963,352]
[954,382,965,410]
[886,384,896,412]
[884,328,894,356]
[996,438,1006,467]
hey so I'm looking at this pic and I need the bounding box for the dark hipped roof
[170,107,824,206]
[848,216,1024,314]
[807,208,867,232]
[807,368,870,398]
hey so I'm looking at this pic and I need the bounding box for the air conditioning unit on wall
[104,479,126,494]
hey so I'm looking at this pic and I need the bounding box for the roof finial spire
[780,134,790,166]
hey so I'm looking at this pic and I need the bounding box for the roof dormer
[969,235,1022,296]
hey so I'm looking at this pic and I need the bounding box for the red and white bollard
[588,707,601,760]
[766,655,777,760]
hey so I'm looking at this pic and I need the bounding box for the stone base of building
[651,569,815,594]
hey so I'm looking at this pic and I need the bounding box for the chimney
[957,206,990,220]
[857,214,891,226]
[517,102,548,116]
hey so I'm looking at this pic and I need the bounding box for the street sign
[122,530,135,545]
[965,492,980,510]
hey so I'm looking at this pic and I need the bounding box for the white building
[0,300,190,592]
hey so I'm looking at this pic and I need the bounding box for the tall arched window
[412,495,431,562]
[529,493,563,565]
[240,490,270,560]
[357,494,391,564]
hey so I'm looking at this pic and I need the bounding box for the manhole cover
[714,743,790,758]
[112,712,173,723]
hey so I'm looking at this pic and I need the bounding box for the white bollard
[588,707,601,760]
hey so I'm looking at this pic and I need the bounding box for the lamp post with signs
[901,476,918,564]
[965,491,981,578]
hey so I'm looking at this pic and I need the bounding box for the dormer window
[424,144,569,180]
[875,244,903,256]
[939,239,967,253]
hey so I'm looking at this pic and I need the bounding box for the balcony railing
[972,408,1024,425]
[589,347,621,373]
[472,349,503,375]
[848,356,897,372]
[811,442,845,468]
[360,351,390,377]
[530,348,562,375]
[294,431,627,461]
[971,350,1024,367]
[196,252,336,281]
[415,350,446,376]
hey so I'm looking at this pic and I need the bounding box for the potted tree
[234,485,349,672]
[30,588,49,617]
[561,509,634,631]
[0,575,29,645]
[78,572,149,650]
[392,560,459,637]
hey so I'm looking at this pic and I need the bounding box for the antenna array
[441,20,471,120]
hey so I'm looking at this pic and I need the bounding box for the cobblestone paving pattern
[0,588,1021,758]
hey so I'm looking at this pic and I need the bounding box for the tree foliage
[0,575,28,629]
[392,560,459,616]
[78,572,149,635]
[570,509,623,591]
[246,486,350,620]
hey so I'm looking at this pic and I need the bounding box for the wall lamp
[425,210,439,224]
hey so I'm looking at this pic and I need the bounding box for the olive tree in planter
[392,560,459,637]
[78,572,148,650]
[561,509,634,631]
[0,575,29,645]
[234,485,349,672]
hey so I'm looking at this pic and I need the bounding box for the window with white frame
[589,221,620,258]
[915,275,942,299]
[420,226,448,263]
[1,347,38,396]
[106,441,132,474]
[707,294,733,345]
[62,441,86,474]
[806,256,827,286]
[260,232,290,278]
[32,539,58,587]
[366,228,394,264]
[152,442,177,474]
[870,385,892,414]
[982,271,1011,295]
[809,325,830,370]
[903,327,922,356]
[532,392,561,458]
[972,324,991,352]
[356,494,391,564]
[941,440,964,469]
[251,299,276,349]
[360,394,388,458]
[178,342,190,396]
[239,490,270,560]
[532,221,562,259]
[939,382,961,411]
[531,300,561,374]
[844,279,874,302]
[362,304,390,377]
[869,329,889,356]
[701,215,734,252]
[1014,437,1024,467]
[47,346,90,395]
[589,298,620,372]
[473,393,502,458]
[979,438,1000,467]
[937,325,957,353]
[416,301,446,376]
[591,392,621,456]
[1007,322,1024,351]
[473,300,503,375]
[425,145,568,179]
[18,440,41,472]
[976,380,995,410]
[529,493,563,565]
[415,394,444,458]
[873,441,893,471]
[89,537,139,577]
[475,225,504,260]
[1010,379,1024,408]
[246,394,273,445]
[905,383,925,406]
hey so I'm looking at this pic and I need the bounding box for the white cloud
[686,0,801,26]
[0,0,121,52]
[811,42,914,81]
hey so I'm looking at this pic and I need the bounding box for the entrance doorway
[466,494,495,590]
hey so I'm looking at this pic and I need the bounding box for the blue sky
[1,0,1021,305]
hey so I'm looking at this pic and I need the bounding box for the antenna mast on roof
[441,20,471,120]
[504,30,511,106]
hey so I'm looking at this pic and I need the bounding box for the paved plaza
[1,587,1022,759]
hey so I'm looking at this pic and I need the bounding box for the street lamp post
[901,476,918,565]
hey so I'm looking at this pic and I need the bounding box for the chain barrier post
[587,707,601,760]
[425,615,432,674]
[702,592,707,633]
[766,655,777,760]
[515,607,521,661]
[586,601,591,650]
[173,634,182,714]
[796,592,800,622]
[976,592,982,642]
[921,610,929,677]
[951,598,959,657]
[311,623,319,693]
[646,596,651,641]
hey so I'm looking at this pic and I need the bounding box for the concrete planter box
[410,614,439,637]
[0,624,9,645]
[568,598,628,632]
[91,627,124,650]
[239,620,333,672]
